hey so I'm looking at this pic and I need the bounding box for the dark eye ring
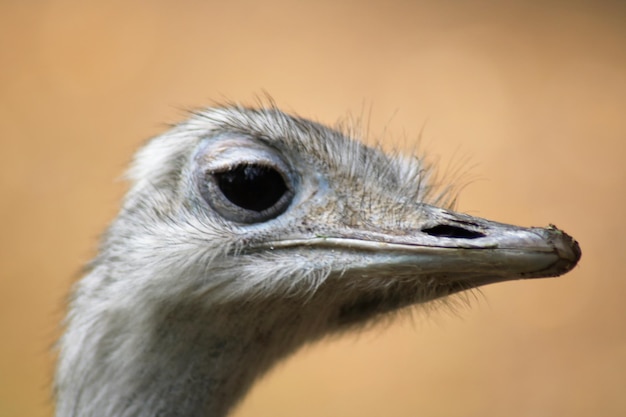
[201,162,294,224]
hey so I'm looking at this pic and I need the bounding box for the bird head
[94,105,580,340]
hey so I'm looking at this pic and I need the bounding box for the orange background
[1,1,625,416]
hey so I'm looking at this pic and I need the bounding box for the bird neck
[56,290,304,417]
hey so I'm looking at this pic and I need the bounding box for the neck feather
[55,271,310,417]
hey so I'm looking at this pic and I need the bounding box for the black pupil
[215,165,288,212]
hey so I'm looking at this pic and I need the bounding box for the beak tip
[544,224,582,276]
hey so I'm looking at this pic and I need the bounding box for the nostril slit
[422,224,486,239]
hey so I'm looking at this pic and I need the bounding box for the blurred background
[1,1,624,416]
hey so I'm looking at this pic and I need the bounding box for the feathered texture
[55,104,580,417]
[113,104,459,304]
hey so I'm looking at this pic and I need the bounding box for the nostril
[422,224,486,239]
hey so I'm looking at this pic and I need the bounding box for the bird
[54,104,581,417]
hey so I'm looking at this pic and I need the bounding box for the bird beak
[269,204,581,287]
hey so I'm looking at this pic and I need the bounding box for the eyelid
[197,136,287,170]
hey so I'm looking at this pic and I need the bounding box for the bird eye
[202,162,294,224]
[215,164,288,212]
